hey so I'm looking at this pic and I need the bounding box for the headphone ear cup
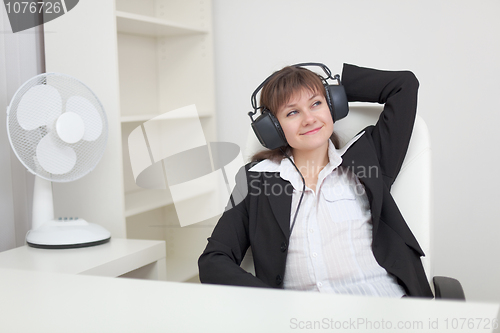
[251,110,287,150]
[325,84,349,122]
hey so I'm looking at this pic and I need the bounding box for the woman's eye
[312,101,322,107]
[286,110,298,117]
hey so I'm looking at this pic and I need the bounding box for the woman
[198,63,433,298]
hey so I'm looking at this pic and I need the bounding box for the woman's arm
[198,165,271,288]
[341,63,419,187]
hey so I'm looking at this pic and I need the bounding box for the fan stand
[26,176,111,249]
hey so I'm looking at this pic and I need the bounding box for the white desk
[0,268,498,333]
[0,238,166,280]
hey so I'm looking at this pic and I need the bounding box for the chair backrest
[243,104,432,278]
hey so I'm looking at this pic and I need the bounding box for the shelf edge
[116,10,208,36]
[121,112,214,123]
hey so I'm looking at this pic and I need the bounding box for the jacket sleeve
[341,63,419,187]
[198,165,271,288]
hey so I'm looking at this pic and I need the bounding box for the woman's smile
[301,126,323,135]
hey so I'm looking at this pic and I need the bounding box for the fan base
[26,219,111,250]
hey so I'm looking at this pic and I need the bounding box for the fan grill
[7,73,108,183]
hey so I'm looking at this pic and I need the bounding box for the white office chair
[242,104,464,299]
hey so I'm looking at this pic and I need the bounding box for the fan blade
[17,84,62,131]
[36,134,77,175]
[66,96,102,141]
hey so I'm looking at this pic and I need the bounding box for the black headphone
[248,63,349,150]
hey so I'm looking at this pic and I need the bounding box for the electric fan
[6,73,111,249]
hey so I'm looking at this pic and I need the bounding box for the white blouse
[249,133,405,298]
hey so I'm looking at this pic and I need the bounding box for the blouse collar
[248,132,365,190]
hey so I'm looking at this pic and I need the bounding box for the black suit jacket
[198,64,434,298]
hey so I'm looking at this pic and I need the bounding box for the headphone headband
[250,63,337,114]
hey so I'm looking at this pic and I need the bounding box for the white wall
[212,0,500,303]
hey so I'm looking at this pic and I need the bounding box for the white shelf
[121,110,213,123]
[116,11,208,37]
[121,114,161,123]
[125,189,174,218]
[124,185,216,218]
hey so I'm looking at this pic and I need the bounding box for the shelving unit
[115,0,218,283]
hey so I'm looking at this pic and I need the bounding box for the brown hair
[251,66,340,162]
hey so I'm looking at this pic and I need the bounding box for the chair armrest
[433,276,466,300]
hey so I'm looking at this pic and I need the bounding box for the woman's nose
[301,109,315,125]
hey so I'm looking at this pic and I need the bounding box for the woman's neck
[291,143,329,190]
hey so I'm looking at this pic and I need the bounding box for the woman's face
[276,88,334,154]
